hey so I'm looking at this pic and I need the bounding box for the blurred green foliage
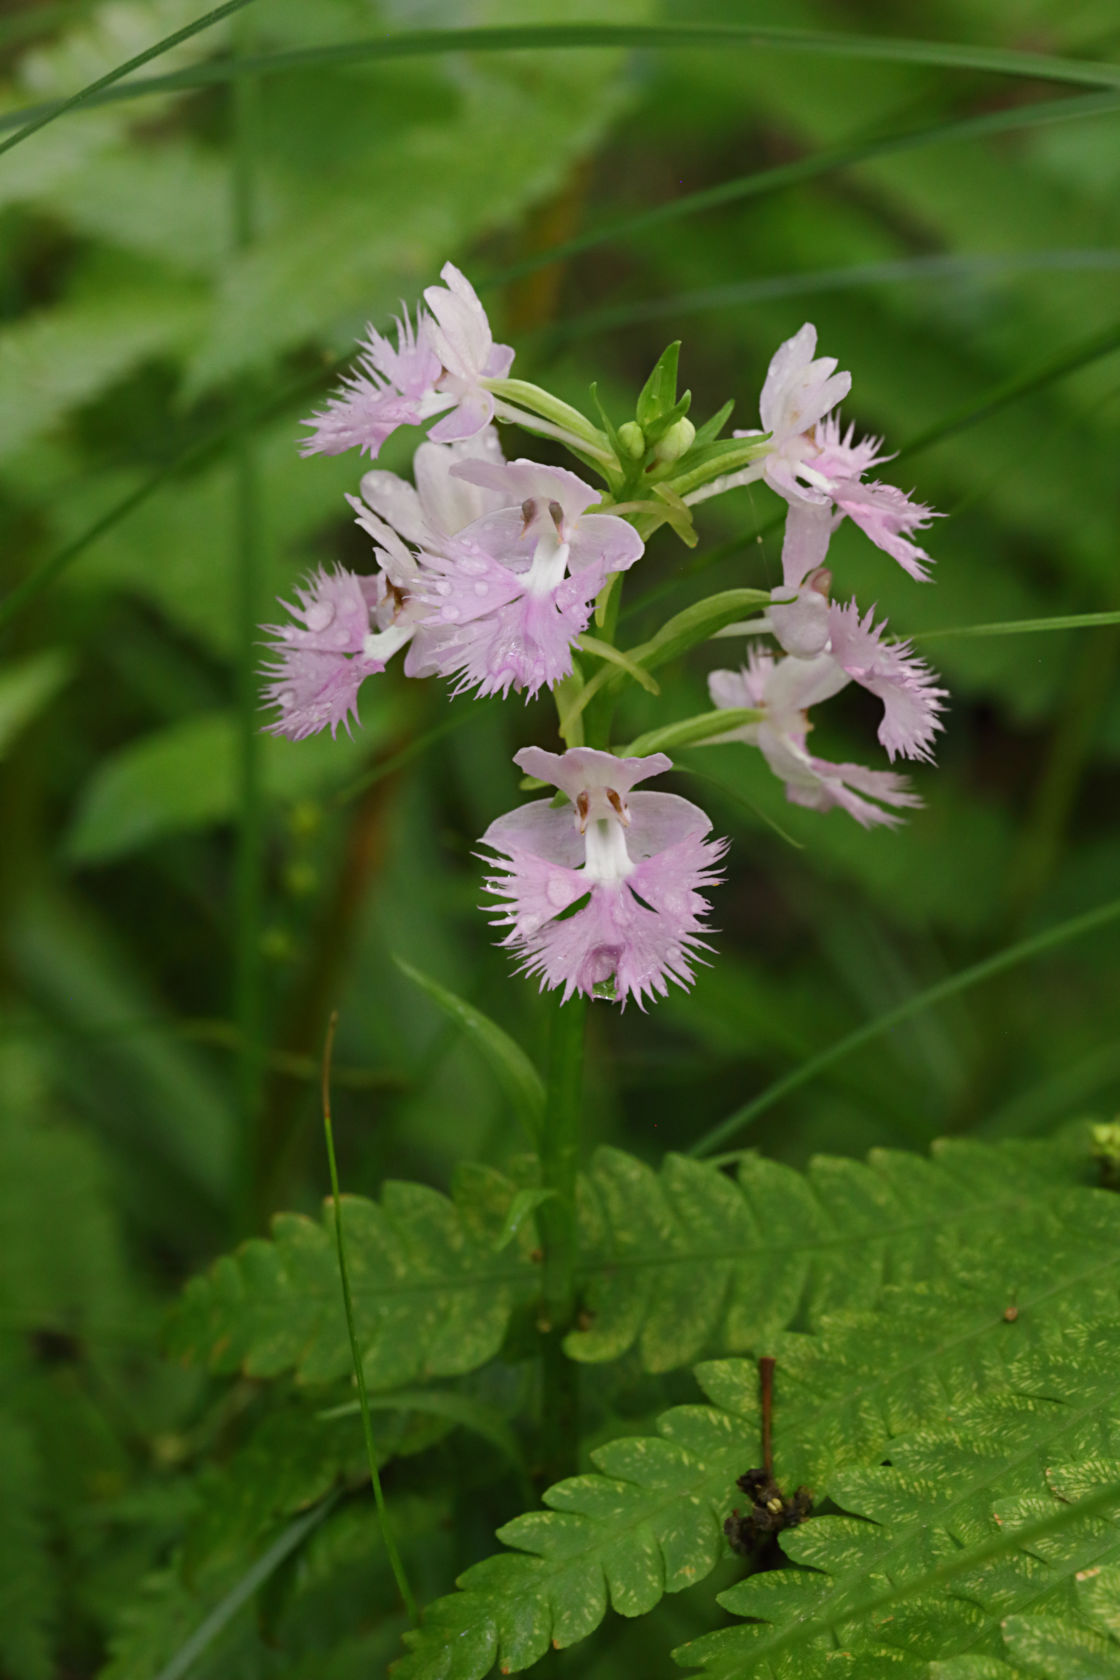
[2,0,1119,1675]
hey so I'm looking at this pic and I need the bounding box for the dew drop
[306,602,334,632]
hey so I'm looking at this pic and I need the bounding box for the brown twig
[760,1355,776,1478]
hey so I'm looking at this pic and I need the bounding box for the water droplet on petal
[306,602,334,632]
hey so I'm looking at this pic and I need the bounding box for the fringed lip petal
[482,749,725,1007]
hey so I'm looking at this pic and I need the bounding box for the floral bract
[272,263,949,1002]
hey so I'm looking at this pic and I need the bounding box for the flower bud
[653,416,696,464]
[617,421,646,459]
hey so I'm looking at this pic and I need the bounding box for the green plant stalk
[231,27,266,1237]
[321,1014,419,1625]
[536,992,588,1480]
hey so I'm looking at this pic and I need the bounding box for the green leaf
[620,589,772,679]
[635,341,681,428]
[393,957,545,1143]
[321,1388,529,1487]
[619,707,761,759]
[677,1337,1120,1676]
[0,286,204,464]
[67,706,396,863]
[492,1189,555,1255]
[167,1130,1106,1389]
[691,892,1120,1157]
[0,651,70,758]
[574,634,661,695]
[165,1167,543,1388]
[0,0,256,158]
[392,1304,1120,1680]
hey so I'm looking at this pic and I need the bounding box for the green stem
[321,1015,419,1625]
[231,20,265,1236]
[536,993,588,1481]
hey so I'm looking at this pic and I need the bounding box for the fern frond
[168,1132,1101,1388]
[934,1563,1120,1678]
[167,1165,541,1386]
[390,1225,1120,1680]
[677,1332,1120,1677]
[567,1133,1092,1369]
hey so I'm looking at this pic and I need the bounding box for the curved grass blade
[552,249,1120,342]
[320,1013,418,1625]
[393,956,544,1143]
[0,0,260,159]
[690,893,1120,1158]
[152,1496,336,1680]
[2,23,1118,141]
[915,610,1120,640]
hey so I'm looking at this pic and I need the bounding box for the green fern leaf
[934,1563,1120,1679]
[677,1334,1120,1677]
[566,1132,1092,1370]
[168,1132,1101,1390]
[167,1165,541,1387]
[389,1217,1120,1680]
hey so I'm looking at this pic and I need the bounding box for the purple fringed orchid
[708,646,926,829]
[412,461,644,699]
[300,264,513,460]
[261,566,402,740]
[687,325,940,649]
[482,747,726,1007]
[775,412,941,593]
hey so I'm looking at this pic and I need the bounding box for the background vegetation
[2,2,1119,1676]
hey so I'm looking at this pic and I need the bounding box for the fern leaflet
[168,1132,1095,1386]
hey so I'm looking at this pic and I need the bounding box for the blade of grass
[152,1497,337,1680]
[914,610,1120,639]
[393,955,544,1144]
[230,16,264,1238]
[689,893,1120,1158]
[550,249,1120,342]
[2,23,1118,142]
[321,1012,418,1626]
[0,0,260,159]
[506,94,1120,291]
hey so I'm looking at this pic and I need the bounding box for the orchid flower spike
[412,461,644,699]
[707,649,924,829]
[300,263,513,460]
[482,747,727,1007]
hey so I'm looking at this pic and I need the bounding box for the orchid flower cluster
[264,263,946,1007]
